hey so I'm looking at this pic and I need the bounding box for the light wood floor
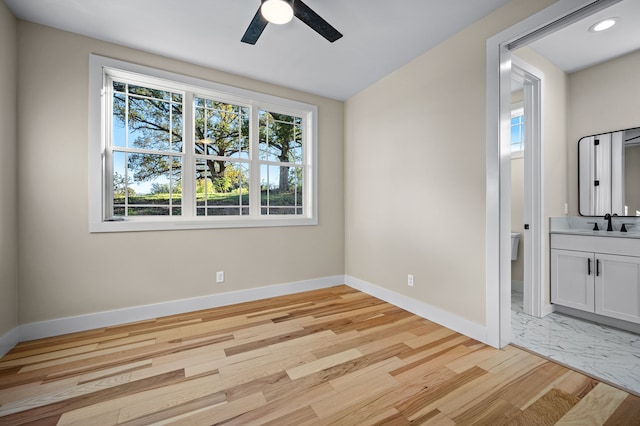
[1,286,639,425]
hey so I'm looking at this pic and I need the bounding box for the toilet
[511,233,520,261]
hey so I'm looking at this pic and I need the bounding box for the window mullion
[182,92,195,217]
[249,105,261,216]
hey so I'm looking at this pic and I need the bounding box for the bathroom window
[511,105,525,155]
[89,55,317,232]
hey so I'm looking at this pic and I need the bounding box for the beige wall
[0,2,18,338]
[17,22,345,324]
[344,0,555,326]
[512,47,568,304]
[568,49,640,215]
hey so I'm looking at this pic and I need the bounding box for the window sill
[511,150,524,159]
[89,216,318,233]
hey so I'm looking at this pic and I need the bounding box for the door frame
[484,0,621,348]
[511,56,545,319]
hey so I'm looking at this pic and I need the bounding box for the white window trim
[89,55,318,233]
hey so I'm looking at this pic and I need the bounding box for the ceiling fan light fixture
[261,0,294,25]
[589,17,618,33]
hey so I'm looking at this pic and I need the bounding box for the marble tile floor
[511,290,640,396]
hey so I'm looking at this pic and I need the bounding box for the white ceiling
[3,0,512,100]
[528,0,640,73]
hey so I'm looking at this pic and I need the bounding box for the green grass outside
[114,190,302,207]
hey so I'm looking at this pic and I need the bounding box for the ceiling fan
[241,0,343,45]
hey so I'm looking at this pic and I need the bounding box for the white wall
[0,1,18,340]
[568,49,640,215]
[16,22,345,325]
[344,0,555,327]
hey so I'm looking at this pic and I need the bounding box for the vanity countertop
[550,229,640,239]
[550,216,640,239]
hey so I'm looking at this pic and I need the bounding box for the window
[510,105,525,154]
[89,55,317,232]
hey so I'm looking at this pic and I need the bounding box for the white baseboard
[14,274,489,347]
[542,303,555,317]
[345,275,488,344]
[511,280,524,293]
[554,305,640,335]
[19,275,345,342]
[0,326,20,358]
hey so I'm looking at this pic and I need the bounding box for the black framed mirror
[579,126,640,216]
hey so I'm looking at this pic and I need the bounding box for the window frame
[89,55,318,233]
[510,102,525,158]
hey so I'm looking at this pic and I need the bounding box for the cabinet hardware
[588,258,591,275]
[596,259,600,277]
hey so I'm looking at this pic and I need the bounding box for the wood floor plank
[310,320,421,359]
[394,365,488,420]
[0,375,79,406]
[260,405,319,426]
[115,376,224,423]
[222,382,334,426]
[451,396,521,425]
[1,285,639,425]
[156,392,267,425]
[0,369,187,425]
[507,388,580,426]
[182,347,271,379]
[0,372,132,417]
[312,374,434,425]
[436,353,548,419]
[413,409,455,425]
[604,394,640,425]
[329,356,406,391]
[311,370,400,419]
[554,369,599,399]
[355,331,415,355]
[391,342,476,382]
[18,340,155,373]
[555,382,629,425]
[0,343,100,368]
[443,345,501,374]
[117,391,227,426]
[286,348,363,380]
[492,361,569,409]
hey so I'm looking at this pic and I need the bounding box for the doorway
[485,0,622,348]
[510,57,544,319]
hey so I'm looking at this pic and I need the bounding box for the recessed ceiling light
[589,18,619,32]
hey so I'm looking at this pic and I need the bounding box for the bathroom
[508,0,640,395]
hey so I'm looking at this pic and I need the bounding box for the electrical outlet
[407,274,414,287]
[216,271,225,283]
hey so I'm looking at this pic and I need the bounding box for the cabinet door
[595,254,640,324]
[551,249,595,312]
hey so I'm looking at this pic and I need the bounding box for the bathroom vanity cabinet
[551,233,640,325]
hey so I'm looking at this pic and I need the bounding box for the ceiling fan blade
[241,7,268,44]
[293,0,343,42]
